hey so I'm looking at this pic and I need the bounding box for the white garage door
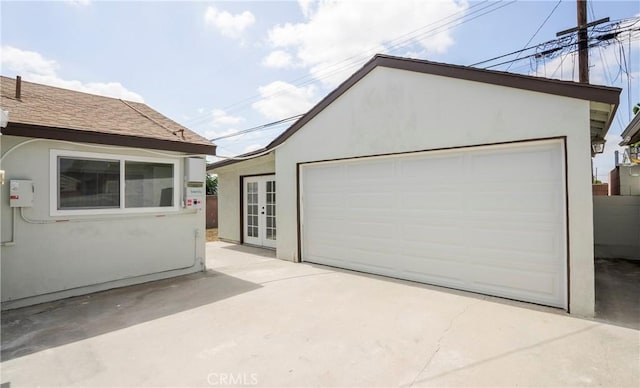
[300,139,567,308]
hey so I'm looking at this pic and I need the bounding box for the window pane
[59,157,120,209]
[125,162,174,208]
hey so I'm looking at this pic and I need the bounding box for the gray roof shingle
[1,76,215,154]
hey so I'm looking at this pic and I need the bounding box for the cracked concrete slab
[1,241,638,387]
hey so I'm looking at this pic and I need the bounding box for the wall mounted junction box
[9,180,34,207]
[185,158,206,184]
[185,185,205,209]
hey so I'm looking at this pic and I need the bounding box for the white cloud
[0,45,144,102]
[204,6,255,39]
[1,45,58,76]
[265,0,467,86]
[298,0,316,18]
[211,109,244,126]
[252,81,317,120]
[262,50,294,68]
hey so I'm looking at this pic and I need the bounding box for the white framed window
[50,149,180,216]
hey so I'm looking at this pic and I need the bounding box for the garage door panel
[471,190,561,213]
[400,241,469,263]
[399,242,558,274]
[399,223,464,245]
[308,244,398,271]
[468,266,562,307]
[400,192,464,211]
[469,147,560,182]
[466,253,563,275]
[346,192,395,209]
[307,253,395,273]
[308,231,400,255]
[301,140,567,308]
[399,154,463,178]
[346,159,395,180]
[398,236,561,273]
[469,227,558,253]
[398,267,468,290]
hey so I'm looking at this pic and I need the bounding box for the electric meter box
[185,186,205,209]
[185,158,205,184]
[9,180,34,207]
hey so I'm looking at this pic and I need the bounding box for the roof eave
[619,113,640,146]
[207,54,623,165]
[207,147,272,170]
[268,54,622,151]
[2,122,216,155]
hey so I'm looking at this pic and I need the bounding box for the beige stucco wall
[210,153,275,243]
[0,136,206,309]
[275,66,596,316]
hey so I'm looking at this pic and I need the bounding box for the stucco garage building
[1,76,215,309]
[209,54,620,316]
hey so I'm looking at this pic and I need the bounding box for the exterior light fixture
[591,138,605,154]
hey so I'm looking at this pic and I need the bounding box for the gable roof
[210,53,620,169]
[619,112,640,146]
[1,76,215,155]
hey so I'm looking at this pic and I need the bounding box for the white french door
[243,175,276,248]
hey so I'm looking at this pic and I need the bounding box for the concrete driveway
[1,241,638,387]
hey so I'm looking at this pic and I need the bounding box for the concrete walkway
[1,241,638,387]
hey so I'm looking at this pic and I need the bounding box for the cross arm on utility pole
[555,0,610,83]
[556,17,610,37]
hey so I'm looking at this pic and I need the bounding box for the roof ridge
[0,75,143,103]
[372,53,620,91]
[211,53,620,169]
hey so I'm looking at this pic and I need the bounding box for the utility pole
[577,0,589,83]
[556,0,609,84]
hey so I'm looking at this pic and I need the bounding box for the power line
[213,18,639,150]
[208,16,638,133]
[476,24,639,70]
[209,114,302,141]
[215,25,639,146]
[506,0,562,71]
[186,1,493,126]
[184,0,515,127]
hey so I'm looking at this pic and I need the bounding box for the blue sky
[1,0,638,180]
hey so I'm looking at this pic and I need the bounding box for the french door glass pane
[265,180,276,241]
[247,182,259,237]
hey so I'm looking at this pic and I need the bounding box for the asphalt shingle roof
[1,76,215,154]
